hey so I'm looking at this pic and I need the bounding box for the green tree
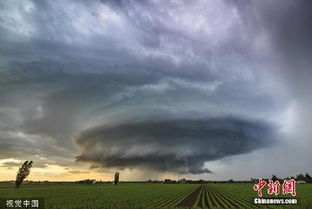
[114,172,119,186]
[296,173,306,181]
[305,173,312,183]
[15,161,33,188]
[271,175,279,182]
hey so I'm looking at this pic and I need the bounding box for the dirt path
[176,185,202,207]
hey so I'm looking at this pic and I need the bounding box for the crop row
[141,186,197,208]
[178,184,261,209]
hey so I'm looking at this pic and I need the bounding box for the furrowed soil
[176,184,312,209]
[177,184,257,208]
[177,185,203,208]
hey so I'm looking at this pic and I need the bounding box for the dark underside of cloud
[75,117,275,174]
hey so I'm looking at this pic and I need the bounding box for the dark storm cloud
[217,0,312,177]
[0,127,71,161]
[258,0,312,92]
[0,58,281,153]
[75,117,275,174]
[230,0,312,77]
[233,1,312,130]
[0,0,297,176]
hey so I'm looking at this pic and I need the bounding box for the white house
[297,180,306,184]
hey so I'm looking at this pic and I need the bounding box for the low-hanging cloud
[75,117,275,174]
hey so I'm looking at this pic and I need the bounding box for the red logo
[253,179,296,197]
[253,178,267,197]
[267,180,280,195]
[283,179,296,196]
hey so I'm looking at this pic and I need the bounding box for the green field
[180,184,312,209]
[0,183,311,209]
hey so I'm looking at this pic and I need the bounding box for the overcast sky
[0,0,311,181]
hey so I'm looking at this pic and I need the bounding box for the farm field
[179,184,312,209]
[0,183,311,209]
[0,183,197,209]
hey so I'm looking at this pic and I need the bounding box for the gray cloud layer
[0,0,311,177]
[75,118,275,174]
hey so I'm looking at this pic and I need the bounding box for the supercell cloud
[0,0,311,178]
[75,118,275,174]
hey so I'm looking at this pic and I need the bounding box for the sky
[0,0,311,181]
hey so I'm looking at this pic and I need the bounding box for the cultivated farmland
[178,184,257,208]
[178,184,312,208]
[0,183,197,209]
[0,183,311,208]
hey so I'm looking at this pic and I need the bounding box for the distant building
[179,178,186,184]
[297,180,306,184]
[164,179,177,184]
[147,179,161,183]
[77,179,96,184]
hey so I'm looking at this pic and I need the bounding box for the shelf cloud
[75,117,275,174]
